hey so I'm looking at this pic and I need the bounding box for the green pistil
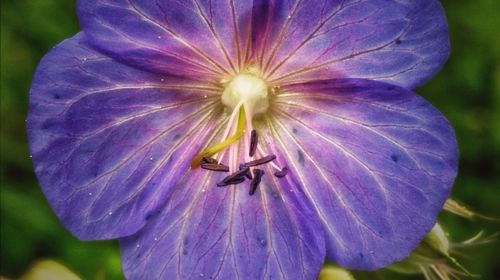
[191,107,247,168]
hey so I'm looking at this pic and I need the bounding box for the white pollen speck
[203,95,207,98]
[108,211,113,215]
[149,157,154,161]
[199,273,205,278]
[158,36,161,39]
[136,244,140,248]
[161,78,165,82]
[29,155,33,158]
[88,192,92,196]
[83,58,87,61]
[287,15,291,19]
[154,237,158,241]
[202,189,206,193]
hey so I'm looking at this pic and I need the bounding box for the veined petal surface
[28,33,224,240]
[254,0,449,89]
[268,79,457,269]
[78,0,448,89]
[78,0,257,76]
[120,145,325,280]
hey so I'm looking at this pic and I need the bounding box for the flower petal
[28,33,224,240]
[120,158,325,280]
[269,79,457,269]
[257,0,449,89]
[78,0,257,76]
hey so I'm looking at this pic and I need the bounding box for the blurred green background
[1,0,499,279]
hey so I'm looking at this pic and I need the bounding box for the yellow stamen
[191,107,247,168]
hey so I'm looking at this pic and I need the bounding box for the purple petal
[257,0,449,89]
[269,79,457,269]
[120,156,325,279]
[78,0,256,76]
[78,1,448,88]
[28,33,224,240]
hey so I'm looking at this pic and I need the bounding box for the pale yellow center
[221,74,269,115]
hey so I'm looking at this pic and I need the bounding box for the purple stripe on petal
[258,0,449,89]
[269,78,457,270]
[120,149,325,279]
[28,33,225,240]
[250,0,293,67]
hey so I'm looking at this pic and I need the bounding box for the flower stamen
[242,155,277,167]
[200,163,230,172]
[249,129,258,157]
[202,157,218,164]
[217,176,246,187]
[239,164,253,180]
[217,166,250,187]
[249,169,264,195]
[192,71,287,191]
[274,167,288,178]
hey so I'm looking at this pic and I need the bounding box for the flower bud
[19,260,80,280]
[318,264,355,280]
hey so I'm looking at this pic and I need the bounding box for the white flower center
[221,74,269,115]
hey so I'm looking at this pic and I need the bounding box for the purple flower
[28,0,457,279]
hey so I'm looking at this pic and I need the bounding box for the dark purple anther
[249,129,258,157]
[218,166,250,185]
[202,157,218,164]
[201,163,229,172]
[249,169,265,195]
[239,164,253,179]
[243,155,276,167]
[274,167,288,178]
[217,176,246,187]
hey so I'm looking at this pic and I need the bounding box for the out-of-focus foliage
[1,0,498,279]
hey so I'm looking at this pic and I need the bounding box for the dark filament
[249,129,258,157]
[243,155,276,167]
[274,167,288,178]
[202,157,218,164]
[201,163,229,172]
[249,169,264,195]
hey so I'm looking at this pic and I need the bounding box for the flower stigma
[190,106,246,169]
